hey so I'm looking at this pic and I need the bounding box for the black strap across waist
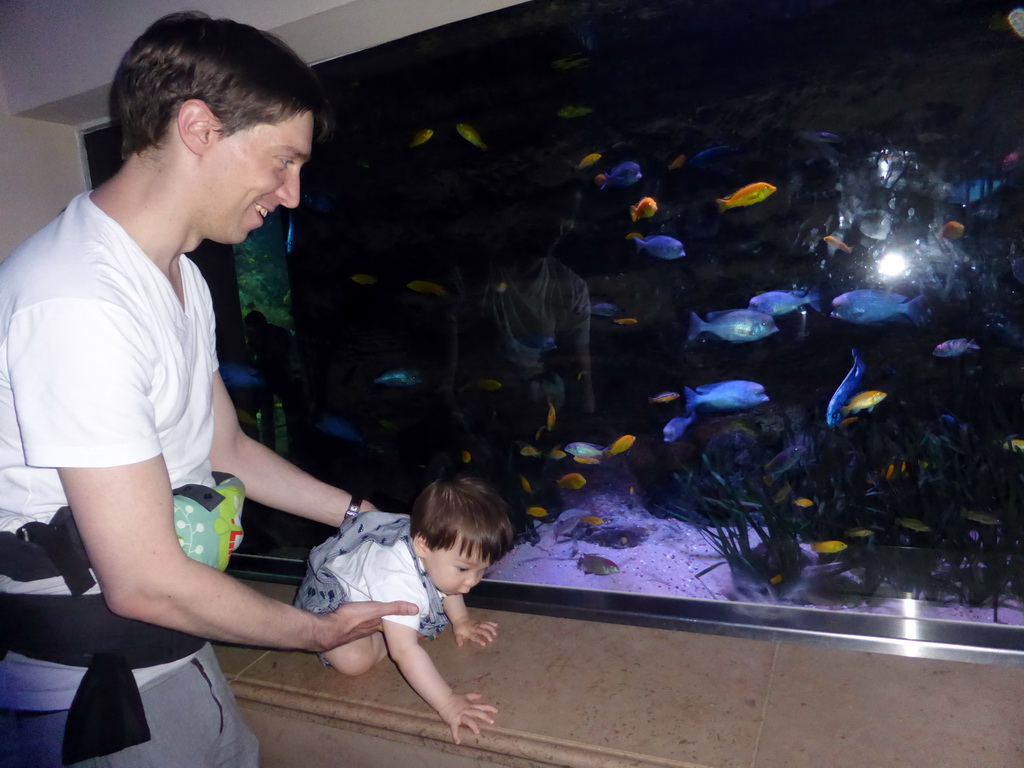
[0,592,205,668]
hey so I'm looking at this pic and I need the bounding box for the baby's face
[414,538,490,596]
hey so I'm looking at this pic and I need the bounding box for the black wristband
[344,495,363,519]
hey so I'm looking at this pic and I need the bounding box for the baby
[295,475,514,743]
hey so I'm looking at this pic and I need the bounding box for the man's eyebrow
[280,145,310,162]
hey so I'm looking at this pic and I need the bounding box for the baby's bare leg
[323,631,388,675]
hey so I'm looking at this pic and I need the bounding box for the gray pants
[0,644,259,768]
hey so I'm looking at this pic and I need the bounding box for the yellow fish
[576,152,602,170]
[845,527,875,538]
[605,434,636,456]
[667,153,687,170]
[884,461,908,480]
[406,280,448,296]
[612,317,638,325]
[896,517,930,532]
[812,541,848,554]
[580,516,604,525]
[716,182,777,212]
[574,456,601,465]
[526,506,548,517]
[625,232,644,240]
[557,472,587,490]
[519,474,532,493]
[456,123,487,150]
[467,378,502,391]
[630,196,658,222]
[963,510,1000,525]
[551,54,589,71]
[350,273,377,285]
[409,128,434,148]
[842,390,887,416]
[823,235,851,254]
[461,450,472,463]
[839,416,859,428]
[519,444,541,457]
[1003,438,1024,453]
[769,574,784,585]
[793,498,815,508]
[648,391,681,403]
[235,407,257,426]
[547,448,567,460]
[557,105,593,118]
[547,402,556,432]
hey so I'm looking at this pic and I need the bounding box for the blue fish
[633,235,685,261]
[373,368,423,387]
[688,309,778,343]
[830,290,926,326]
[597,161,642,189]
[826,349,865,427]
[662,415,695,442]
[946,178,1003,206]
[684,380,769,413]
[219,362,267,390]
[591,301,624,317]
[314,412,364,443]
[748,288,821,316]
[687,146,741,168]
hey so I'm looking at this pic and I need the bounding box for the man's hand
[313,600,417,651]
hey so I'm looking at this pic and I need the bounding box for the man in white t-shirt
[0,12,416,767]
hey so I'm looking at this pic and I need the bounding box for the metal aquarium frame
[228,553,1024,667]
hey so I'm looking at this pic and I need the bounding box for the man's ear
[177,99,222,156]
[412,534,431,557]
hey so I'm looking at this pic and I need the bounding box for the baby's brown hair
[411,476,513,564]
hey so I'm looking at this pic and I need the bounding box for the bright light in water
[877,251,908,277]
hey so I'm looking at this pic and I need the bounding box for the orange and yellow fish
[519,474,532,493]
[845,527,875,538]
[716,182,777,212]
[409,128,434,148]
[546,402,556,431]
[667,153,687,170]
[519,444,541,457]
[574,456,601,465]
[940,220,965,239]
[526,506,548,518]
[547,448,567,460]
[793,498,815,508]
[604,434,635,456]
[576,152,602,170]
[557,472,587,490]
[841,390,887,416]
[461,450,472,463]
[580,516,604,525]
[612,317,638,325]
[648,391,681,403]
[455,123,487,150]
[406,280,448,296]
[350,273,378,285]
[630,196,658,222]
[823,235,851,254]
[896,517,930,532]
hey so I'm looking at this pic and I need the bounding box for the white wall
[0,0,529,256]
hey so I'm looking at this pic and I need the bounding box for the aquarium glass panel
[222,0,1024,634]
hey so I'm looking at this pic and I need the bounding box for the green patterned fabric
[172,474,245,571]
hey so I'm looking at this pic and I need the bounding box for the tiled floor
[217,582,1024,768]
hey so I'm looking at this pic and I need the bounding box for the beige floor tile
[234,605,775,768]
[754,643,1024,768]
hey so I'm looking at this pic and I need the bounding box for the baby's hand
[437,692,497,744]
[452,618,498,648]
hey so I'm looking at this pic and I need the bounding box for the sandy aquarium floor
[485,455,1024,629]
